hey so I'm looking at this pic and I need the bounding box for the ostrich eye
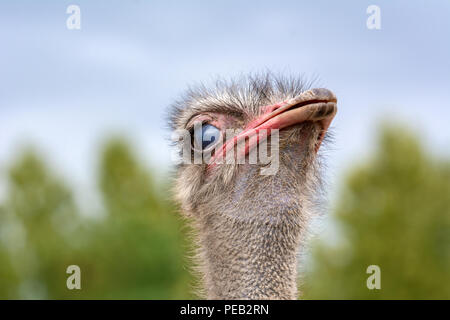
[194,124,220,150]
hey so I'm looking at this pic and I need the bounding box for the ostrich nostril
[262,101,286,114]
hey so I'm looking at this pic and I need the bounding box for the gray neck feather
[198,213,302,299]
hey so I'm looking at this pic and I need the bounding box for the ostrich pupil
[194,124,219,149]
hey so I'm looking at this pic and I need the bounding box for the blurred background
[0,0,449,299]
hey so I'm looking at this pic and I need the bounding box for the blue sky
[1,1,449,206]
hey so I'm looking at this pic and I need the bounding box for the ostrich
[168,74,337,300]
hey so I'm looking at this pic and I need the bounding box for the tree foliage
[0,141,195,299]
[303,125,450,299]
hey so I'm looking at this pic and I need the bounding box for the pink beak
[208,88,337,168]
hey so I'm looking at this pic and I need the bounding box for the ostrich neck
[199,214,302,300]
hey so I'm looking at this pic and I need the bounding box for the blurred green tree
[303,125,450,299]
[0,205,19,298]
[1,126,448,299]
[0,150,78,298]
[0,141,195,299]
[77,139,195,299]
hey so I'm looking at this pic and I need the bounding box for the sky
[1,0,449,208]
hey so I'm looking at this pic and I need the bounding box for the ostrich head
[168,74,337,299]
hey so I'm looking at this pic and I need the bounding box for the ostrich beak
[247,88,337,152]
[209,88,337,166]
